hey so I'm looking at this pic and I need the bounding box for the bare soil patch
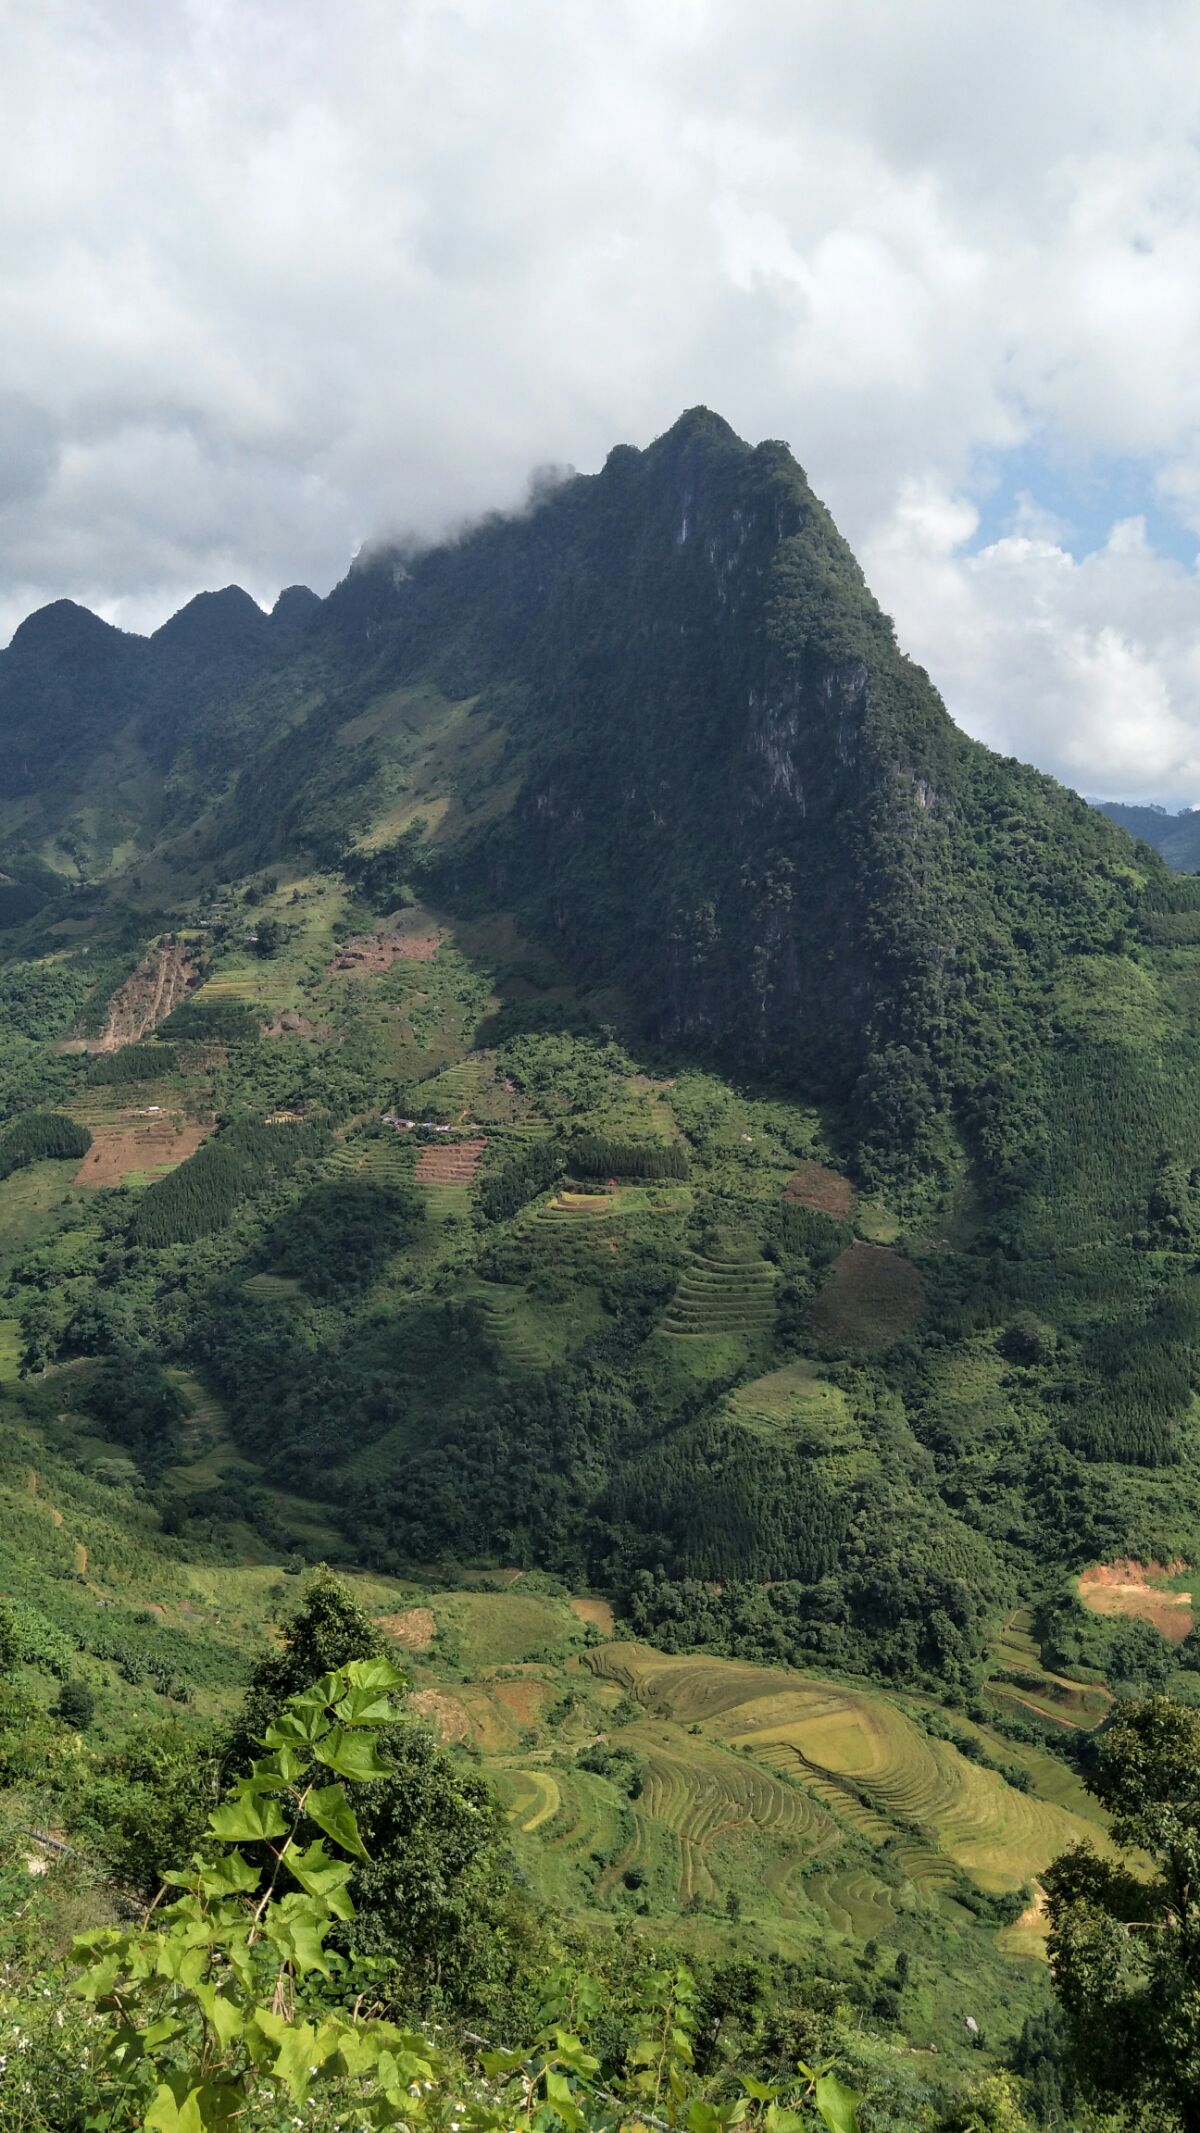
[86,939,201,1052]
[410,1687,472,1743]
[492,1680,550,1727]
[416,1137,487,1183]
[1078,1559,1193,1642]
[570,1596,616,1637]
[376,1606,436,1649]
[785,1161,856,1217]
[329,912,445,976]
[808,1242,924,1352]
[73,1114,213,1188]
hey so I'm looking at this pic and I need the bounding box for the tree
[55,1677,95,1730]
[1044,1696,1200,2130]
[0,1597,17,1675]
[225,1569,543,2018]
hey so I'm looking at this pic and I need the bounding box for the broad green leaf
[343,1655,407,1692]
[196,1853,260,1897]
[307,1781,370,1861]
[265,1703,333,1748]
[543,2067,584,2130]
[195,1983,245,2048]
[552,2031,600,2076]
[271,2018,319,2102]
[741,2080,778,2104]
[267,1891,333,1976]
[763,2111,806,2133]
[813,2075,861,2133]
[335,1684,399,1726]
[312,1725,392,1782]
[208,1785,288,1842]
[481,2046,527,2077]
[285,1837,356,1919]
[144,2084,205,2133]
[73,1955,123,2002]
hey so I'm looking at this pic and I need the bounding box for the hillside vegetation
[4,409,1200,2124]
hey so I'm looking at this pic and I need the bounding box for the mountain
[1096,798,1200,871]
[0,581,317,887]
[7,413,1200,2075]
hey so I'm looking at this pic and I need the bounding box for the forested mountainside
[7,410,1200,2124]
[1096,797,1200,871]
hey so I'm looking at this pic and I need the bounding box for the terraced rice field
[415,1060,487,1118]
[586,1644,1110,1897]
[624,1725,840,1905]
[508,1768,562,1832]
[988,1608,1111,1729]
[168,1371,227,1441]
[191,967,284,1013]
[661,1239,777,1339]
[470,1282,555,1373]
[326,1136,416,1185]
[415,1137,487,1184]
[242,1272,304,1301]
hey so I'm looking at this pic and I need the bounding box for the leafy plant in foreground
[73,1655,860,2132]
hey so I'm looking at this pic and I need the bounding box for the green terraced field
[726,1359,854,1442]
[242,1272,305,1300]
[326,1136,418,1184]
[660,1238,778,1339]
[585,1644,1113,1898]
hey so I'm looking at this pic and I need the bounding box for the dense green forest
[5,408,1200,2123]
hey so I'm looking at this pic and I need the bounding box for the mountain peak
[150,586,268,649]
[7,598,130,659]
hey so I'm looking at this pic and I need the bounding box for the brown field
[415,1137,487,1183]
[73,1113,212,1188]
[491,1679,551,1727]
[785,1161,856,1217]
[570,1595,616,1637]
[1078,1559,1193,1642]
[376,1606,437,1649]
[328,913,445,975]
[808,1242,924,1351]
[410,1687,472,1742]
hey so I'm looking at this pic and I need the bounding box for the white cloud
[3,0,1200,794]
[864,493,1200,801]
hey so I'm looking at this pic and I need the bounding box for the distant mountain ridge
[1095,799,1200,871]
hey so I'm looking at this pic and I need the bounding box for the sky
[5,2,1200,802]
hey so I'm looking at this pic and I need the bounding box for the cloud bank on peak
[3,0,1200,796]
